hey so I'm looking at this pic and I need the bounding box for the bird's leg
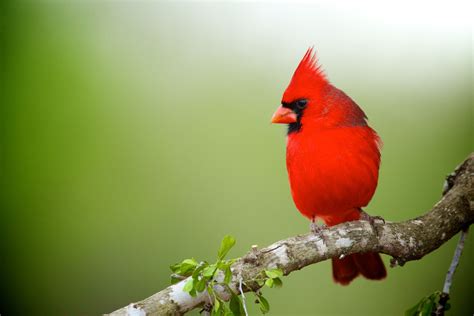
[310,218,328,250]
[310,217,327,234]
[359,209,385,227]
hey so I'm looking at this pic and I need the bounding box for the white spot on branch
[169,279,206,311]
[359,237,368,248]
[335,238,353,248]
[396,233,405,246]
[126,304,146,316]
[273,244,290,265]
[315,238,327,255]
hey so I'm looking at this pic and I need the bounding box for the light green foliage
[255,293,270,314]
[405,291,450,316]
[263,269,283,288]
[169,236,284,315]
[218,235,236,260]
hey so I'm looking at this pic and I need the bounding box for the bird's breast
[286,126,381,220]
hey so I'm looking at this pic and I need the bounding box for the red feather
[277,48,386,285]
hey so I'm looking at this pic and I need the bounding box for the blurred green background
[1,1,472,315]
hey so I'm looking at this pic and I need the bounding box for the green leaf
[405,298,426,316]
[169,258,198,277]
[224,265,232,284]
[264,269,283,279]
[405,292,442,316]
[170,274,182,285]
[420,299,435,315]
[192,262,209,281]
[257,294,270,314]
[195,277,207,292]
[182,258,198,266]
[170,259,199,279]
[218,235,236,260]
[264,278,274,288]
[170,262,182,273]
[229,294,243,316]
[203,265,217,278]
[180,258,198,274]
[212,298,221,315]
[183,278,194,293]
[221,301,232,315]
[272,277,283,288]
[218,259,236,270]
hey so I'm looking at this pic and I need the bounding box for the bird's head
[271,48,329,133]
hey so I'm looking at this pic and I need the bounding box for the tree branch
[108,154,474,316]
[442,228,468,295]
[434,226,469,316]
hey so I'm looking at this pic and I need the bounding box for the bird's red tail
[332,252,386,285]
[327,209,387,285]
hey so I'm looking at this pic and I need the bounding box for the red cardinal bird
[271,48,386,285]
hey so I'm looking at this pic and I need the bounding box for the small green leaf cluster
[248,268,283,314]
[262,269,283,288]
[170,235,284,315]
[170,235,235,297]
[405,291,450,316]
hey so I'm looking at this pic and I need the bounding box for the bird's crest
[295,47,325,79]
[282,47,327,102]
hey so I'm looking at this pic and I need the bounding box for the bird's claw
[310,221,327,235]
[360,210,385,227]
[310,221,328,246]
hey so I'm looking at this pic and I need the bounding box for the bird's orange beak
[271,106,297,124]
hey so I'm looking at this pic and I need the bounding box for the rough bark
[108,154,473,316]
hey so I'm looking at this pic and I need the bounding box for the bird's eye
[295,99,308,109]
